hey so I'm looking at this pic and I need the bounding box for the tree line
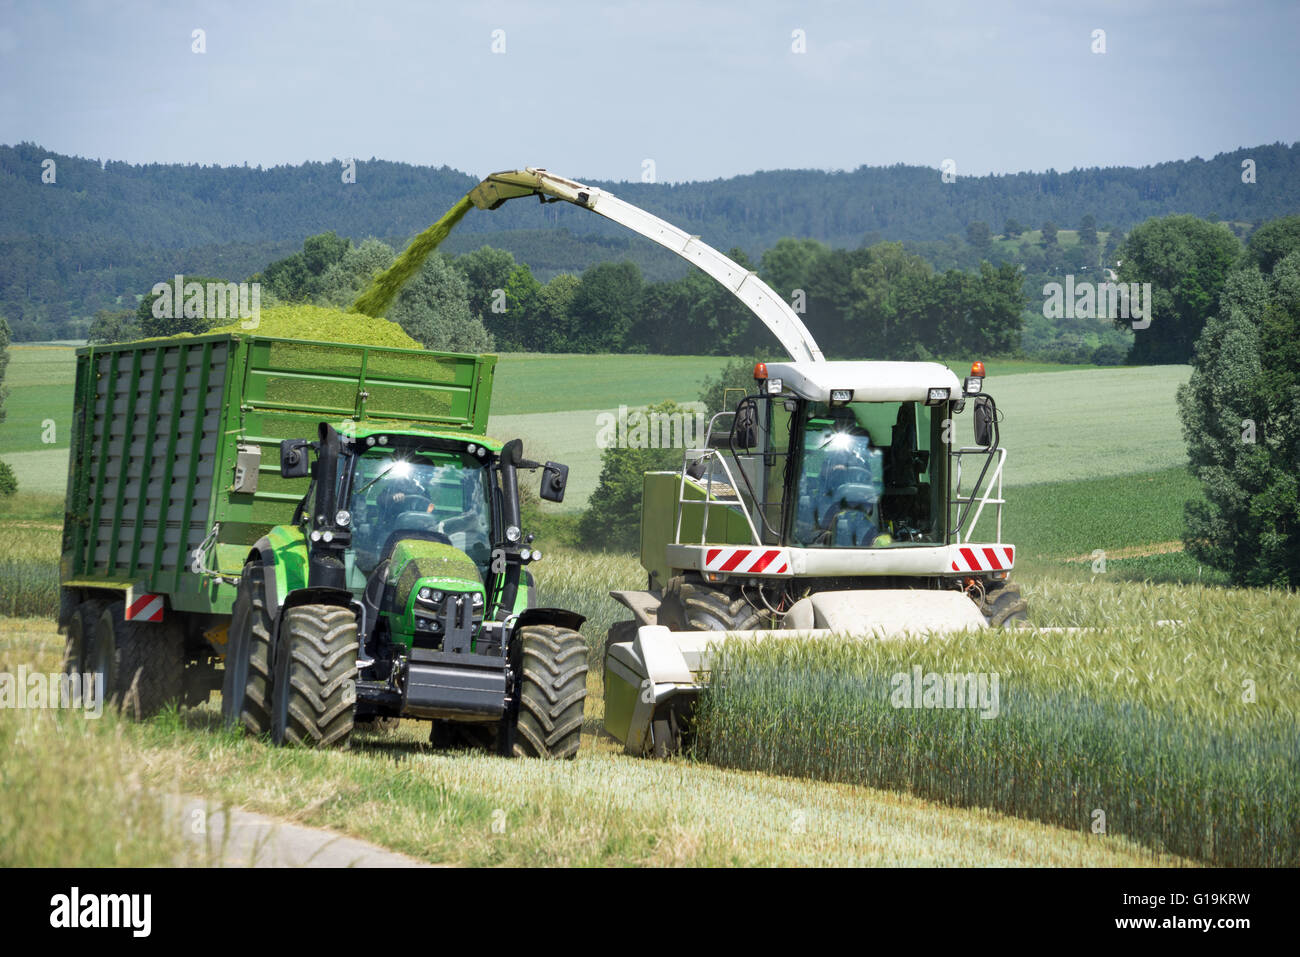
[86,230,1028,361]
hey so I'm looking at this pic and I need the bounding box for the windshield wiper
[355,460,408,498]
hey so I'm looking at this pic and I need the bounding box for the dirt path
[169,796,432,867]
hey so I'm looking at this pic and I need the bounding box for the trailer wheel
[980,581,1028,628]
[63,598,106,676]
[222,561,276,735]
[90,601,184,718]
[270,604,358,748]
[660,578,771,632]
[510,624,587,759]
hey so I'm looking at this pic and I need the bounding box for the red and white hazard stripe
[702,547,791,576]
[950,545,1015,573]
[125,592,164,622]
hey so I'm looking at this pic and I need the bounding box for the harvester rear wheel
[222,561,275,735]
[980,581,1028,627]
[270,604,358,748]
[510,624,587,759]
[660,578,770,632]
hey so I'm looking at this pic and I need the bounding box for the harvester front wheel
[222,561,276,735]
[270,604,358,748]
[980,581,1028,627]
[660,578,770,632]
[603,619,637,668]
[511,624,587,759]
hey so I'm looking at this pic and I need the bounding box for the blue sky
[1,0,1296,182]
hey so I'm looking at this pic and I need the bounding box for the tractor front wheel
[510,625,587,759]
[270,604,358,748]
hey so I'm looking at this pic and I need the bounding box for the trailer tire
[510,624,587,759]
[63,598,106,676]
[222,561,276,735]
[270,604,358,748]
[661,578,770,632]
[981,581,1028,628]
[90,601,184,718]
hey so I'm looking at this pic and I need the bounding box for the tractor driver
[378,473,437,521]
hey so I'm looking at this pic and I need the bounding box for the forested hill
[3,140,1298,332]
[7,140,1298,247]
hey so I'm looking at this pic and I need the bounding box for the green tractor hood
[387,540,488,646]
[391,540,484,604]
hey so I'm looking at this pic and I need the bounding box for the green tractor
[220,421,587,758]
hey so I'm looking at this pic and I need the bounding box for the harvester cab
[221,421,588,758]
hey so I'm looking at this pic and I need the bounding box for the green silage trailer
[59,332,498,713]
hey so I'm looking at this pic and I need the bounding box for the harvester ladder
[950,446,1007,545]
[674,448,763,548]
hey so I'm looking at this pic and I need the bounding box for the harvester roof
[766,361,962,403]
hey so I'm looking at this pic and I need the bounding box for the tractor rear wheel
[511,624,587,759]
[660,578,771,632]
[980,581,1028,627]
[271,604,358,748]
[222,561,276,735]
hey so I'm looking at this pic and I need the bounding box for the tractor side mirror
[731,400,759,450]
[972,395,995,449]
[280,439,312,478]
[540,462,569,503]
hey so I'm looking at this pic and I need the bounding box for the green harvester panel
[60,333,496,615]
[640,471,755,584]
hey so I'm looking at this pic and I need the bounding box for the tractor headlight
[963,376,983,396]
[766,378,783,395]
[418,587,431,601]
[830,389,854,405]
[335,509,351,527]
[925,387,950,406]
